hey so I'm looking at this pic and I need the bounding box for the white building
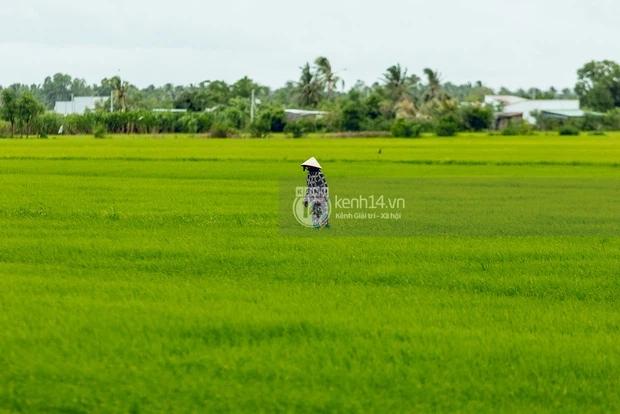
[284,109,328,122]
[485,95,580,124]
[54,97,106,115]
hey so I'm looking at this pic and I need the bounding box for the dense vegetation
[1,135,618,412]
[1,59,620,138]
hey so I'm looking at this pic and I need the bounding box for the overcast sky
[1,0,618,90]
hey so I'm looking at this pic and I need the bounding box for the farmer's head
[301,157,322,172]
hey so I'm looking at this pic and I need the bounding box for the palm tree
[297,63,322,107]
[314,56,340,98]
[423,68,443,103]
[382,64,419,102]
[110,76,128,112]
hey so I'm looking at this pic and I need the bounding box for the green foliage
[314,56,340,98]
[340,100,364,131]
[34,113,63,136]
[284,121,305,138]
[220,107,245,130]
[435,113,460,137]
[382,64,420,103]
[601,109,620,130]
[296,63,323,108]
[15,93,45,137]
[177,115,199,134]
[559,125,580,136]
[579,113,605,132]
[390,118,422,138]
[256,106,286,133]
[41,73,73,108]
[0,120,11,137]
[195,113,215,133]
[248,116,271,138]
[575,60,620,111]
[93,124,107,139]
[501,120,535,136]
[209,120,232,138]
[63,114,95,134]
[1,89,19,136]
[459,105,493,131]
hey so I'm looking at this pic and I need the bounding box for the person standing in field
[302,157,330,228]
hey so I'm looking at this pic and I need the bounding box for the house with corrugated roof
[54,96,106,115]
[485,95,582,126]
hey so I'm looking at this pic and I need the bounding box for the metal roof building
[485,95,581,124]
[54,96,106,115]
[284,109,328,121]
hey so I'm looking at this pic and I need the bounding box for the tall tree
[0,89,19,137]
[231,76,269,99]
[109,76,129,112]
[41,73,72,108]
[297,63,322,107]
[382,64,418,102]
[423,68,444,103]
[314,56,340,98]
[16,93,44,137]
[575,60,620,111]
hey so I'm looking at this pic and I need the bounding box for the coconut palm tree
[382,64,419,102]
[314,56,340,98]
[297,63,322,107]
[423,68,443,103]
[110,76,128,112]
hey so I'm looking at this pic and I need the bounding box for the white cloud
[1,0,619,89]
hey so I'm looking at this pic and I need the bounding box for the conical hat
[301,157,322,169]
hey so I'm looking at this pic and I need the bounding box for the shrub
[460,105,493,131]
[195,113,214,133]
[341,101,364,131]
[221,107,245,130]
[209,121,231,138]
[258,106,286,132]
[580,113,604,131]
[177,114,199,134]
[501,120,534,136]
[391,118,422,138]
[62,113,95,134]
[435,115,460,137]
[284,121,305,138]
[361,117,391,132]
[559,125,580,136]
[93,124,107,139]
[297,117,323,133]
[602,109,620,130]
[34,113,63,136]
[248,116,271,138]
[327,131,392,138]
[0,121,11,137]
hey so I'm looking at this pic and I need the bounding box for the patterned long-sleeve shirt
[305,170,329,203]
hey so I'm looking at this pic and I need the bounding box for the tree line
[1,58,620,138]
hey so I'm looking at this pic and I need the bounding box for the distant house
[538,109,590,120]
[494,112,523,130]
[284,109,328,122]
[484,95,529,107]
[152,108,188,113]
[484,95,581,125]
[54,96,106,115]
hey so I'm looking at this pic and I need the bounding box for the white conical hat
[301,157,322,169]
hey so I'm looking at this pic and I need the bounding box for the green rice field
[0,134,619,412]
